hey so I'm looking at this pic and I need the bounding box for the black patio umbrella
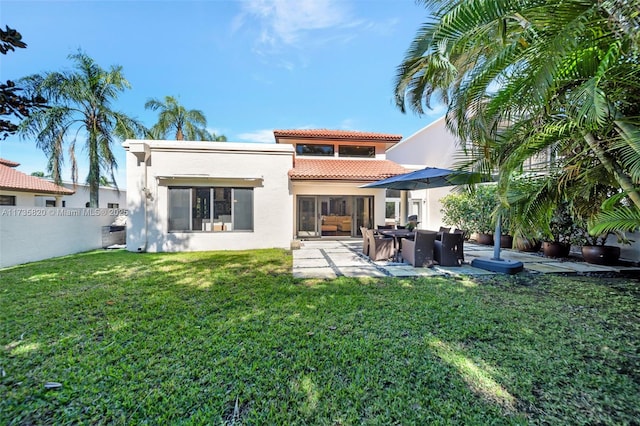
[361,167,522,273]
[360,167,486,190]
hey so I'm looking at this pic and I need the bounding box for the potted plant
[568,182,633,265]
[498,210,514,248]
[542,203,575,258]
[501,174,546,252]
[571,214,630,265]
[574,227,621,265]
[474,185,498,245]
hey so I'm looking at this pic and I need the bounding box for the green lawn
[1,249,638,425]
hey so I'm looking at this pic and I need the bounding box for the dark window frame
[338,145,375,158]
[0,195,16,206]
[168,186,254,232]
[295,144,335,156]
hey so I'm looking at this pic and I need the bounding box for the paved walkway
[292,239,640,279]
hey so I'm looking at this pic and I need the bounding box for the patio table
[378,229,416,261]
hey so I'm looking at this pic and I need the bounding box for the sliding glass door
[296,195,373,238]
[297,196,318,238]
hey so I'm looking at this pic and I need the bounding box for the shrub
[441,185,497,234]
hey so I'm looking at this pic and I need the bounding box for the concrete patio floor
[292,239,640,279]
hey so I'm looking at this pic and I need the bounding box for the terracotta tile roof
[0,161,74,195]
[0,158,20,167]
[289,158,409,181]
[274,129,402,142]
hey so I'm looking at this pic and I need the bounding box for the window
[168,187,253,232]
[45,199,56,207]
[385,201,397,220]
[296,144,334,156]
[108,203,119,208]
[0,195,16,206]
[338,145,375,158]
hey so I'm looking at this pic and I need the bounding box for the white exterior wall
[386,117,460,230]
[125,140,294,253]
[46,183,127,208]
[0,189,42,206]
[0,208,117,268]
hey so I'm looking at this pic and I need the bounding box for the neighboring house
[56,182,126,209]
[124,130,407,252]
[385,117,461,230]
[0,158,74,206]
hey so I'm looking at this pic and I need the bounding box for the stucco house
[0,157,74,206]
[123,130,407,252]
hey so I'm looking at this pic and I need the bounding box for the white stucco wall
[0,208,118,268]
[0,190,42,207]
[124,140,294,252]
[45,183,127,208]
[386,117,461,230]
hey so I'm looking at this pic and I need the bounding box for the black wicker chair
[401,230,437,267]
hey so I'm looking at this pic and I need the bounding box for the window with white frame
[168,187,253,232]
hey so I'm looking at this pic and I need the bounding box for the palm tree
[145,96,226,141]
[19,51,146,207]
[394,0,640,235]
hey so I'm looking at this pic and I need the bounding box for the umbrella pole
[492,213,502,261]
[471,211,523,274]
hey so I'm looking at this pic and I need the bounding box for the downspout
[138,159,148,252]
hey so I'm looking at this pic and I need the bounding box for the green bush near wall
[441,185,497,235]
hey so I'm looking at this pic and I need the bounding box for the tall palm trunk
[88,132,100,208]
[583,132,640,210]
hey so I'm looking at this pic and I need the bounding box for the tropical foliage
[145,95,226,141]
[0,26,47,140]
[440,184,497,235]
[19,52,145,207]
[394,0,640,238]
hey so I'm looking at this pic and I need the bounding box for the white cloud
[239,0,353,47]
[235,129,276,143]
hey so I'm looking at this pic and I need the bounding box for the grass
[1,249,638,425]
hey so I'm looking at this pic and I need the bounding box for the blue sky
[1,0,444,188]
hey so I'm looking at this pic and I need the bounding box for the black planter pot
[476,233,494,245]
[543,241,571,258]
[500,235,514,249]
[514,237,542,252]
[581,245,621,265]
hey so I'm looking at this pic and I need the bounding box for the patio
[292,239,640,279]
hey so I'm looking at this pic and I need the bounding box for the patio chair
[401,230,437,267]
[365,229,396,261]
[434,232,464,266]
[438,226,451,233]
[359,226,370,256]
